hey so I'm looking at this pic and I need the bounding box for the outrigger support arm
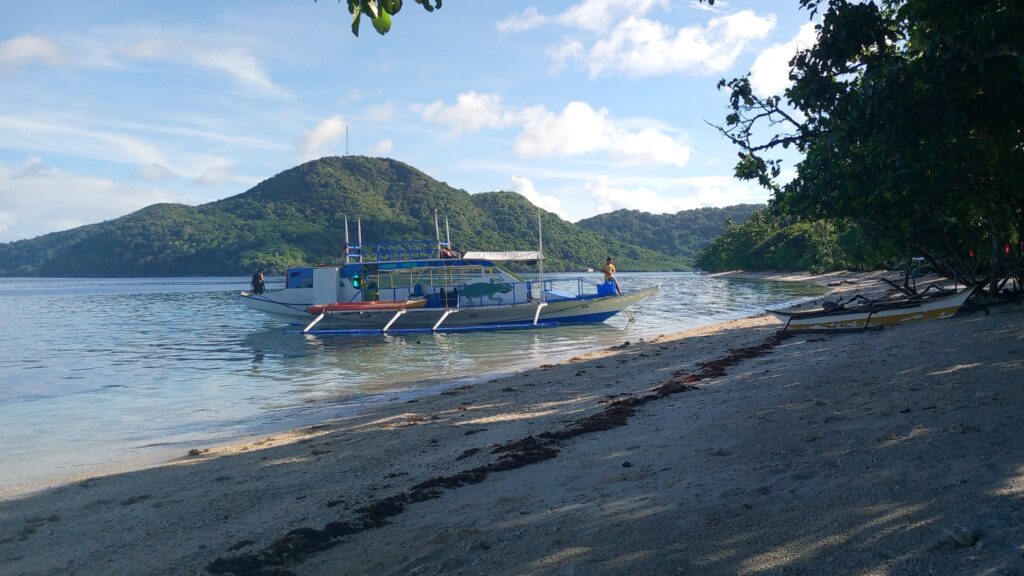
[432,309,457,331]
[303,313,326,334]
[382,309,407,333]
[533,302,548,325]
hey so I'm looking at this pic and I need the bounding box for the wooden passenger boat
[241,217,657,334]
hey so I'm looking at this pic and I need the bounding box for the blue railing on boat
[374,240,455,262]
[373,276,607,308]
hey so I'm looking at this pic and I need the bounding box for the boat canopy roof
[462,251,543,261]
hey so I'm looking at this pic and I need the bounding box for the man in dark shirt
[251,268,265,294]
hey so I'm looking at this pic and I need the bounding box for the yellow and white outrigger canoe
[769,285,975,331]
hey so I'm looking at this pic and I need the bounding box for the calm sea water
[0,273,822,493]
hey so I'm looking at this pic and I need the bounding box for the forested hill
[0,156,691,277]
[576,204,762,264]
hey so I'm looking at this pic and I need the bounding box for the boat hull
[242,287,658,332]
[771,287,974,330]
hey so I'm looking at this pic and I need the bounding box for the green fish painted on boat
[460,282,513,303]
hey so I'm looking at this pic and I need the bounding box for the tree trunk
[990,227,1000,296]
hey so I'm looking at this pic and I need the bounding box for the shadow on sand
[2,306,1023,575]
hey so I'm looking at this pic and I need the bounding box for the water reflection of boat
[769,285,975,331]
[241,220,657,334]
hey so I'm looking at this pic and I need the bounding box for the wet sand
[2,274,1023,575]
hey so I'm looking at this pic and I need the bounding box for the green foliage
[468,192,686,272]
[576,205,763,264]
[337,0,441,36]
[716,0,1024,290]
[0,156,688,277]
[696,211,899,273]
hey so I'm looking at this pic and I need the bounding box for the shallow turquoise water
[0,273,822,492]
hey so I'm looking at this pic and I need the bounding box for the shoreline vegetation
[3,271,1023,575]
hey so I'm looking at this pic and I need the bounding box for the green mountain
[576,204,763,264]
[0,156,688,277]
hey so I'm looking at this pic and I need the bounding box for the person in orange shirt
[602,257,620,294]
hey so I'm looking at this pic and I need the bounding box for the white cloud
[0,115,239,182]
[0,158,178,242]
[373,139,394,155]
[198,51,280,96]
[583,10,776,77]
[195,165,233,186]
[508,176,566,219]
[417,94,690,167]
[364,101,398,122]
[0,115,166,166]
[298,115,347,161]
[137,163,176,181]
[11,29,284,96]
[749,21,818,96]
[0,35,66,70]
[590,180,701,214]
[498,1,773,78]
[499,0,669,34]
[416,92,544,136]
[515,101,691,167]
[497,7,548,33]
[588,175,767,215]
[121,36,283,96]
[558,0,670,32]
[547,40,585,72]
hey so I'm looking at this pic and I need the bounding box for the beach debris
[120,494,151,506]
[622,461,632,468]
[610,341,631,350]
[945,524,980,547]
[187,448,209,457]
[226,539,255,552]
[207,331,795,575]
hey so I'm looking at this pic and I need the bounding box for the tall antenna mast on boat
[444,215,451,247]
[434,209,442,258]
[344,215,350,263]
[357,217,362,247]
[538,206,545,303]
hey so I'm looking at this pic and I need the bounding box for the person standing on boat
[602,257,620,294]
[251,268,265,295]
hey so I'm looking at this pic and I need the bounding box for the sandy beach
[2,274,1023,575]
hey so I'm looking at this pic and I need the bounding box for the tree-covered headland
[699,0,1023,295]
[0,154,765,277]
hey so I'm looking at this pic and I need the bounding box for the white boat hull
[242,286,658,332]
[771,287,974,330]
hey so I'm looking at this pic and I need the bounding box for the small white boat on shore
[768,285,975,330]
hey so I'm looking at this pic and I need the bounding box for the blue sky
[0,1,816,242]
